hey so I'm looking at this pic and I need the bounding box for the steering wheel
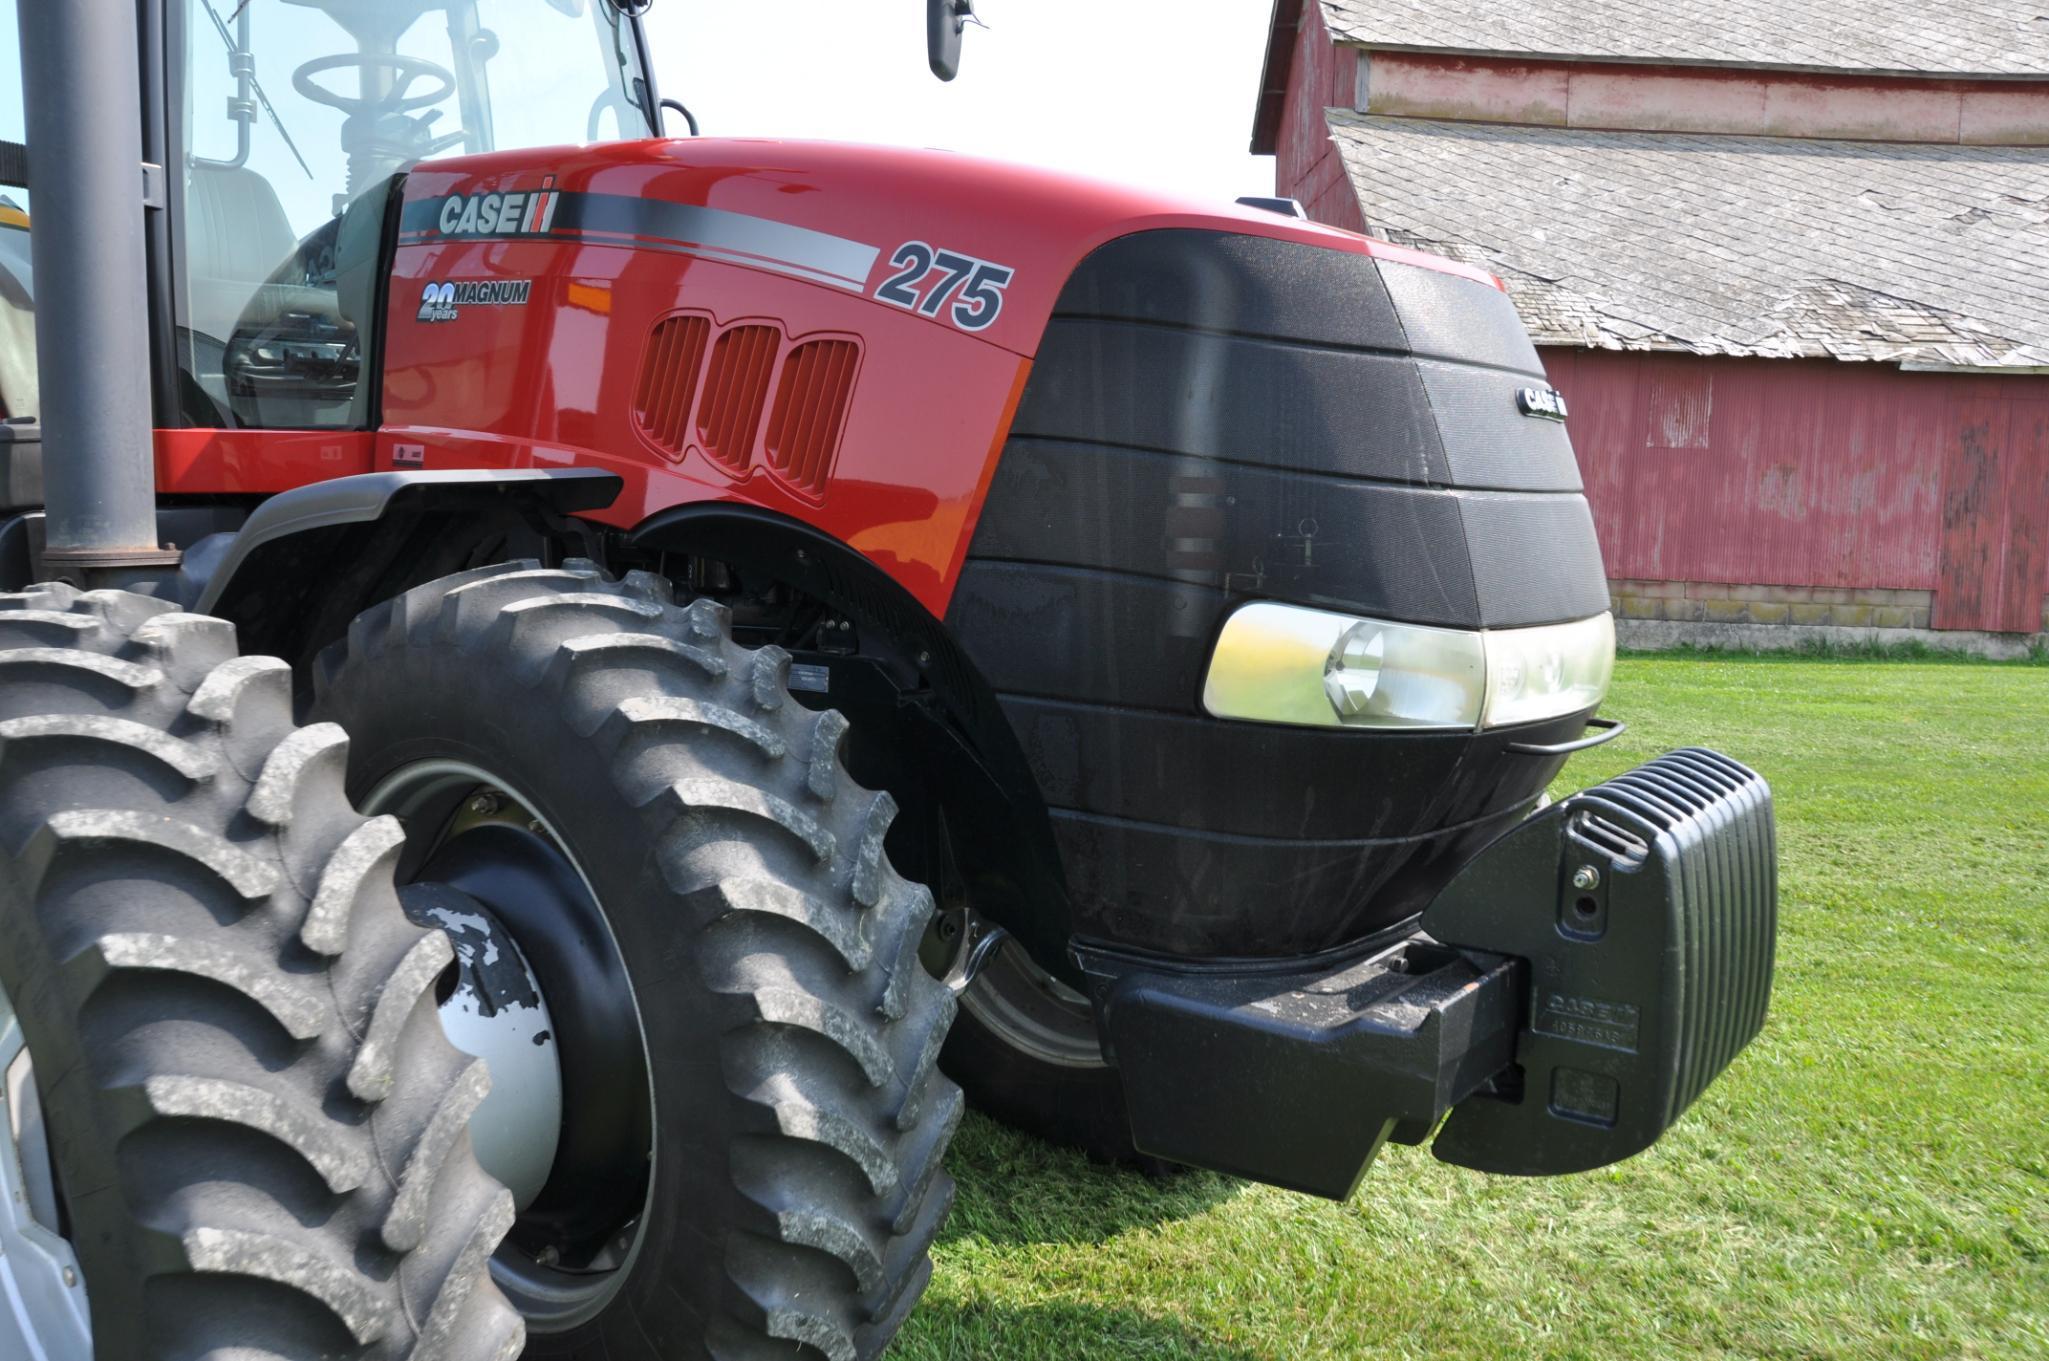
[293,53,456,116]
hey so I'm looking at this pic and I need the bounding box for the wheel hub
[0,982,90,1361]
[363,761,655,1334]
[399,882,563,1212]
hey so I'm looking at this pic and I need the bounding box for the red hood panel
[400,137,1497,357]
[361,137,1501,618]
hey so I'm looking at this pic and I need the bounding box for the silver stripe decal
[405,190,883,292]
[560,195,879,290]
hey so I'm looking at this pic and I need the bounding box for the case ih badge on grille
[1518,384,1570,420]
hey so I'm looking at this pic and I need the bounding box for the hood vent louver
[632,313,712,459]
[695,324,780,476]
[631,314,861,497]
[765,338,861,499]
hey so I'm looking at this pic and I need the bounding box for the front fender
[197,466,619,669]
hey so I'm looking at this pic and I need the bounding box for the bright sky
[640,0,1279,205]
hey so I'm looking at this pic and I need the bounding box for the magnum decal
[417,279,535,323]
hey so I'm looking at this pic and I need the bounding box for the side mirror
[927,0,972,81]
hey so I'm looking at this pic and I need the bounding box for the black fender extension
[194,467,621,669]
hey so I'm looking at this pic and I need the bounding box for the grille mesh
[695,324,781,475]
[765,339,861,498]
[632,313,712,458]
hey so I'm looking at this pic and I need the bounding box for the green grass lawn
[896,654,2049,1359]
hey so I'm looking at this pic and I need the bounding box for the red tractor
[0,2,1778,1358]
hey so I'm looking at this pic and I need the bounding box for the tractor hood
[396,136,1499,359]
[381,135,1567,628]
[380,134,1610,974]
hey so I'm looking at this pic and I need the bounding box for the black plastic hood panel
[1033,230,1584,496]
[974,229,1606,633]
[943,228,1612,956]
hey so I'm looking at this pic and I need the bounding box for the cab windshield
[178,0,654,428]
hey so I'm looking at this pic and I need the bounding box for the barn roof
[1326,111,2049,368]
[1317,0,2049,79]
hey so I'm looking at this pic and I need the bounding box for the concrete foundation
[1617,618,2044,660]
[1608,578,2046,657]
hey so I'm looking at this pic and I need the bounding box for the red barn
[1253,0,2049,651]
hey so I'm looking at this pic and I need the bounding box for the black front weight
[1424,747,1776,1176]
[1072,748,1777,1193]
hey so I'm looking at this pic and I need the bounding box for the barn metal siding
[1272,2,1366,232]
[1543,348,2049,632]
[1933,392,2049,632]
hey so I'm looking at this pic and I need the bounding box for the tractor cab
[0,0,656,438]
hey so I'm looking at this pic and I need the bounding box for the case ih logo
[436,177,562,236]
[417,279,534,323]
[1516,385,1570,421]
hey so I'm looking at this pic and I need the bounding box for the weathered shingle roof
[1326,111,2049,367]
[1319,0,2049,78]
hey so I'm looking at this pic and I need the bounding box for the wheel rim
[0,981,90,1361]
[958,936,1106,1069]
[401,880,565,1213]
[364,759,656,1334]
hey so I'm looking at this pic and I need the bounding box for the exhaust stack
[16,0,176,584]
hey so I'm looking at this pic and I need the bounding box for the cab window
[175,0,653,430]
[0,0,35,425]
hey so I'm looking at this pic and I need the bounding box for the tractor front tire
[0,584,522,1361]
[942,943,1165,1170]
[313,561,963,1361]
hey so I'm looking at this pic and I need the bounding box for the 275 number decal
[874,241,1015,332]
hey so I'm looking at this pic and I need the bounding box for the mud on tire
[313,560,964,1361]
[0,584,522,1361]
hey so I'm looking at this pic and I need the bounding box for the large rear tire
[0,584,522,1361]
[313,560,963,1361]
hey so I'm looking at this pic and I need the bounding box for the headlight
[1202,603,1613,732]
[1481,614,1616,728]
